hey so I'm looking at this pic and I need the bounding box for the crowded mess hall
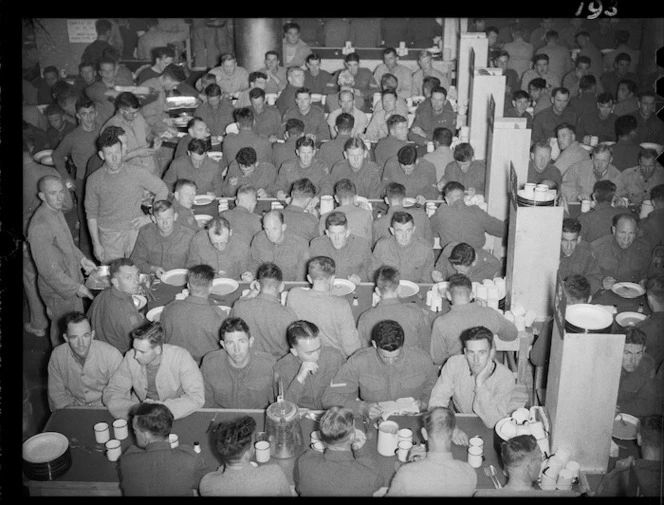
[21,16,664,497]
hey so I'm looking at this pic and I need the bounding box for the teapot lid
[266,397,298,420]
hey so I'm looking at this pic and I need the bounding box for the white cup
[255,440,270,462]
[467,445,483,468]
[544,455,565,478]
[534,186,549,202]
[105,439,122,462]
[523,183,536,199]
[482,279,494,286]
[555,448,571,465]
[640,200,654,219]
[310,430,321,443]
[280,290,288,305]
[311,440,325,452]
[397,440,413,462]
[530,421,546,440]
[377,420,400,456]
[590,136,599,146]
[427,141,435,153]
[540,468,558,490]
[169,433,179,448]
[266,94,277,106]
[565,460,580,481]
[556,468,574,490]
[94,422,110,444]
[433,237,441,249]
[320,195,335,215]
[476,285,488,301]
[581,200,592,213]
[112,419,129,440]
[398,428,413,443]
[469,436,484,449]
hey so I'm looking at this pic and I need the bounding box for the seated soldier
[273,320,345,410]
[372,210,435,283]
[408,86,456,147]
[281,87,330,143]
[221,146,277,198]
[326,90,368,138]
[638,277,664,369]
[294,406,384,497]
[568,75,599,119]
[230,263,298,359]
[160,265,225,366]
[186,216,250,280]
[273,136,332,199]
[364,89,400,143]
[559,218,602,293]
[164,138,223,196]
[432,242,503,283]
[119,402,207,496]
[194,83,235,139]
[478,435,543,495]
[442,143,488,196]
[310,211,372,283]
[414,76,442,116]
[44,104,76,149]
[374,114,409,170]
[382,145,439,201]
[373,182,433,247]
[504,90,534,130]
[287,256,362,358]
[135,46,176,85]
[318,178,373,242]
[576,92,618,144]
[329,137,382,199]
[130,200,195,278]
[611,115,641,173]
[200,317,276,409]
[272,118,305,170]
[219,184,262,246]
[429,274,518,368]
[88,258,144,355]
[431,182,506,250]
[248,210,310,282]
[526,141,562,188]
[424,127,455,182]
[429,326,517,428]
[322,320,437,419]
[553,122,590,176]
[616,148,664,206]
[528,78,551,115]
[318,113,355,168]
[249,88,282,141]
[222,107,272,168]
[172,116,212,160]
[358,266,432,351]
[561,144,621,202]
[47,312,123,411]
[373,48,413,100]
[103,321,205,420]
[281,178,320,242]
[233,71,267,109]
[578,180,626,243]
[613,78,639,117]
[171,179,199,232]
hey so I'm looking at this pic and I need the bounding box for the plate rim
[564,303,614,329]
[398,280,420,297]
[615,311,646,325]
[193,195,215,205]
[161,268,189,286]
[611,282,645,298]
[22,432,69,463]
[332,278,356,296]
[210,277,240,295]
[146,305,164,321]
[612,413,639,440]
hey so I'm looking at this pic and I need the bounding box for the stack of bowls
[516,188,556,207]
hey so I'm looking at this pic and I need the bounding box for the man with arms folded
[310,211,373,283]
[200,317,276,409]
[409,86,456,148]
[318,113,355,168]
[561,143,620,202]
[230,263,298,359]
[388,407,477,497]
[221,146,277,198]
[526,141,562,188]
[164,139,223,196]
[170,179,198,232]
[249,88,282,141]
[616,148,664,206]
[222,107,272,168]
[326,90,368,139]
[429,274,518,368]
[187,216,249,280]
[372,211,434,283]
[103,321,204,420]
[219,185,262,246]
[88,258,144,355]
[432,242,502,283]
[318,179,373,242]
[322,320,437,419]
[578,181,626,243]
[429,326,516,428]
[274,136,332,199]
[281,178,320,243]
[248,210,310,282]
[559,219,602,293]
[273,320,345,410]
[48,312,122,411]
[160,265,225,366]
[85,128,168,263]
[431,182,506,250]
[382,145,439,201]
[287,256,362,358]
[442,143,487,196]
[130,200,194,278]
[358,266,432,351]
[373,182,433,247]
[329,137,382,199]
[531,87,576,143]
[553,123,590,175]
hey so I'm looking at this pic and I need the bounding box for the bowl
[33,149,54,166]
[210,277,240,297]
[132,295,147,310]
[639,142,663,155]
[564,304,614,333]
[207,152,223,162]
[611,282,646,299]
[615,311,647,327]
[195,214,213,227]
[160,268,189,287]
[146,306,164,322]
[331,278,356,296]
[193,195,215,206]
[397,280,420,298]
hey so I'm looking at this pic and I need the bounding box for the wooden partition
[468,68,505,161]
[456,33,488,118]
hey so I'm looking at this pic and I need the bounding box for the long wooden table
[24,407,585,497]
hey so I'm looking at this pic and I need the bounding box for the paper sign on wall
[67,19,98,44]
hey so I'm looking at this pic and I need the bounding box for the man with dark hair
[372,211,435,283]
[373,47,413,99]
[194,83,235,138]
[601,53,639,100]
[103,320,205,419]
[578,180,625,243]
[276,66,306,115]
[249,87,281,141]
[632,91,664,146]
[317,179,373,241]
[429,326,517,428]
[186,216,250,280]
[414,76,442,116]
[233,71,267,110]
[323,319,437,418]
[638,277,664,369]
[528,77,551,115]
[219,185,262,245]
[222,146,277,198]
[562,144,620,202]
[409,86,456,147]
[273,320,345,409]
[521,53,561,92]
[504,90,534,129]
[81,19,113,67]
[532,87,576,143]
[358,266,432,351]
[412,50,450,96]
[282,22,313,68]
[280,178,320,242]
[569,74,600,118]
[327,90,368,138]
[318,113,354,168]
[641,186,664,251]
[303,52,335,96]
[492,50,520,100]
[442,143,487,195]
[248,211,310,281]
[171,179,198,231]
[375,114,409,169]
[72,61,98,98]
[274,136,332,199]
[32,65,60,105]
[141,64,187,136]
[562,55,601,99]
[559,219,602,293]
[130,199,194,277]
[231,263,298,359]
[526,141,562,188]
[160,265,225,365]
[616,149,664,206]
[612,114,641,172]
[136,46,175,85]
[424,127,455,182]
[282,87,330,143]
[200,317,276,409]
[553,122,590,175]
[84,56,133,124]
[44,104,76,149]
[613,79,639,117]
[382,145,439,201]
[164,138,223,196]
[576,30,604,78]
[373,182,432,246]
[222,107,272,168]
[430,274,517,367]
[119,402,206,496]
[272,118,305,169]
[172,115,210,160]
[48,312,122,410]
[365,89,401,142]
[310,211,372,283]
[431,182,505,250]
[259,50,287,95]
[287,256,361,358]
[330,137,382,199]
[577,92,618,143]
[337,52,380,111]
[432,242,502,283]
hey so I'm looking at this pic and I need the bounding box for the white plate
[146,306,164,322]
[193,195,215,206]
[132,294,147,310]
[33,149,54,166]
[611,282,645,299]
[161,268,189,286]
[615,311,647,327]
[402,197,417,207]
[565,304,614,330]
[397,280,420,298]
[354,196,373,212]
[639,142,663,155]
[166,96,199,108]
[211,278,239,297]
[23,432,69,463]
[195,214,213,227]
[225,122,240,135]
[311,93,323,102]
[331,279,356,296]
[207,152,223,162]
[215,305,232,316]
[613,413,639,440]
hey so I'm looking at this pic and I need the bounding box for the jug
[265,394,304,459]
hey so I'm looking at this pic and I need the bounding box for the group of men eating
[22,17,663,497]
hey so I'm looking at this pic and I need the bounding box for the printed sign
[67,19,98,44]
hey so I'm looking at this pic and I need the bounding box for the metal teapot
[265,391,304,459]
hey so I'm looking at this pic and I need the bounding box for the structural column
[234,18,283,72]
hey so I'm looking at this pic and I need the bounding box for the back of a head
[307,255,335,281]
[335,112,355,134]
[443,181,465,198]
[564,274,591,304]
[334,178,357,200]
[236,147,257,167]
[162,64,186,83]
[380,73,398,91]
[285,118,305,136]
[95,18,112,36]
[615,114,638,138]
[129,402,173,439]
[397,145,418,166]
[371,320,404,351]
[433,127,453,146]
[385,182,407,202]
[453,143,474,162]
[257,262,283,289]
[235,107,254,127]
[375,265,400,293]
[291,178,316,199]
[387,114,407,132]
[187,264,215,291]
[448,273,473,297]
[529,78,547,91]
[236,184,257,204]
[651,185,664,206]
[449,243,476,267]
[640,415,663,453]
[214,416,256,463]
[423,407,456,440]
[593,180,616,203]
[501,435,539,472]
[319,406,355,445]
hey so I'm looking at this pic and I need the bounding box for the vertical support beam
[443,18,459,63]
[234,18,283,72]
[468,68,504,160]
[457,33,487,117]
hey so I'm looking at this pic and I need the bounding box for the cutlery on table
[484,465,502,489]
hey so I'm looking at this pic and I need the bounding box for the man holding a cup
[615,148,664,206]
[576,92,618,145]
[561,144,620,202]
